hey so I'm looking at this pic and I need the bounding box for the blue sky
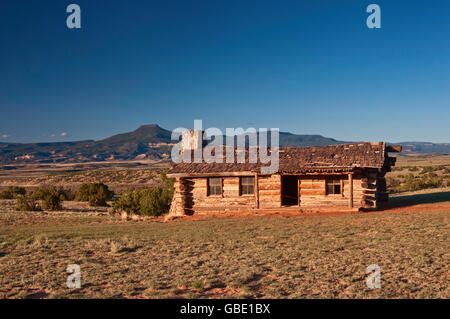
[0,0,449,143]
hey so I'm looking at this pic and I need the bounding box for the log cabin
[166,140,402,216]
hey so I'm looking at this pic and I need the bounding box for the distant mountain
[91,124,174,159]
[0,124,174,164]
[213,131,343,147]
[0,125,449,164]
[395,142,450,155]
[278,132,342,147]
[98,124,172,145]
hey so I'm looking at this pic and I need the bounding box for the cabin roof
[167,142,401,177]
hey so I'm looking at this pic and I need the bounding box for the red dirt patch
[164,201,450,222]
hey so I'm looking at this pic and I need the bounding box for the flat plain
[0,155,449,299]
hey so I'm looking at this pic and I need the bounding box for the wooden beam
[348,173,354,208]
[167,171,256,178]
[254,173,259,209]
[279,171,354,176]
[386,144,402,153]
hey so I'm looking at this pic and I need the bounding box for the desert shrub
[42,193,62,211]
[408,166,419,172]
[113,187,172,217]
[10,186,26,197]
[386,176,401,190]
[0,191,13,200]
[423,174,445,188]
[393,173,445,192]
[32,186,70,201]
[160,171,175,189]
[31,187,63,211]
[31,187,51,200]
[16,195,42,211]
[113,190,141,215]
[399,174,422,191]
[57,188,75,201]
[0,186,26,199]
[139,188,172,216]
[418,166,446,174]
[75,183,114,206]
[112,173,173,216]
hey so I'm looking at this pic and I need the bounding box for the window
[208,178,222,196]
[240,176,255,195]
[326,178,341,195]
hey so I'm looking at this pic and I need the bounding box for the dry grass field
[0,156,449,299]
[0,199,448,299]
[394,154,450,167]
[387,155,450,193]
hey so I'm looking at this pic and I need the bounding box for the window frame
[239,176,255,196]
[326,177,343,195]
[207,177,223,197]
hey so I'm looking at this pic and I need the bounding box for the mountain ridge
[0,125,449,164]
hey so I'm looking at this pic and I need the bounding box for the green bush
[31,187,63,211]
[31,187,52,200]
[0,191,12,200]
[113,190,142,215]
[386,176,401,190]
[75,183,114,207]
[113,187,173,217]
[392,173,446,192]
[160,171,175,192]
[32,186,70,200]
[42,193,62,211]
[16,195,42,211]
[139,188,172,216]
[57,188,75,201]
[0,186,26,199]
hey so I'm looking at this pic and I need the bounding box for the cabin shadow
[381,191,450,209]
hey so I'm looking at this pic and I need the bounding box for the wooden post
[254,173,259,209]
[280,175,283,206]
[348,173,353,208]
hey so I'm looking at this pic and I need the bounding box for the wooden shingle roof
[167,142,400,176]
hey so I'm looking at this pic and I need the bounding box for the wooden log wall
[298,175,364,208]
[171,174,283,214]
[168,170,389,216]
[258,174,282,208]
[188,176,257,214]
[360,169,387,208]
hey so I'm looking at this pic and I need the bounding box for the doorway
[281,175,299,206]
